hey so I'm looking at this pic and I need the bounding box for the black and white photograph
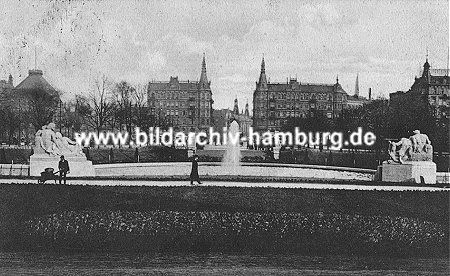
[0,0,448,275]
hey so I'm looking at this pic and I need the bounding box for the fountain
[221,120,241,171]
[92,120,374,182]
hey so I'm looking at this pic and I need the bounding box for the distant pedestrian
[190,154,202,185]
[58,155,70,184]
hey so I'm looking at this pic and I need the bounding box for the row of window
[255,92,344,101]
[160,117,210,125]
[264,103,333,110]
[154,100,211,108]
[152,90,211,100]
[255,113,335,126]
[254,103,343,113]
[163,109,211,116]
[429,95,448,106]
[429,86,448,95]
[159,118,211,127]
[253,97,344,107]
[254,101,343,109]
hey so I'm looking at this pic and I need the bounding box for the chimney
[368,88,372,100]
[8,74,13,86]
[29,69,43,76]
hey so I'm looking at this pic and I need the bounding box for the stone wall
[0,164,29,176]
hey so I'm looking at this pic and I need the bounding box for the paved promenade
[0,178,446,191]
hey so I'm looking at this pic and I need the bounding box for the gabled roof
[14,69,58,96]
[265,82,346,94]
[148,77,201,91]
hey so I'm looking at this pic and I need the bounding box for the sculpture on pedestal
[34,125,47,154]
[410,130,432,154]
[388,130,432,164]
[30,122,94,177]
[34,122,83,156]
[381,130,436,184]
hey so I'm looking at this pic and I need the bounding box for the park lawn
[0,183,448,256]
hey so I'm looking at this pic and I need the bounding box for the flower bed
[22,210,447,255]
[1,183,448,256]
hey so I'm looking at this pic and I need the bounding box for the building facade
[212,108,232,131]
[230,98,252,137]
[346,74,371,109]
[0,74,14,104]
[212,98,252,136]
[252,58,349,132]
[0,69,59,144]
[389,58,449,120]
[148,55,214,132]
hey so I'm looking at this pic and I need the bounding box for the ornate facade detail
[148,56,214,132]
[252,57,349,132]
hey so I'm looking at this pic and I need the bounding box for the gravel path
[0,178,446,191]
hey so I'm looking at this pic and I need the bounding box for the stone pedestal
[29,154,95,177]
[381,161,436,184]
[242,141,248,149]
[273,146,281,160]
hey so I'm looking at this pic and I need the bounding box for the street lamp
[59,99,63,133]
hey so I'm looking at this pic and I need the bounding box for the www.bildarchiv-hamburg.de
[74,127,376,150]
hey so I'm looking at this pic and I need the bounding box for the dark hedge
[0,183,448,256]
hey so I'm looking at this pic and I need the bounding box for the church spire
[233,97,239,115]
[422,52,431,81]
[199,53,208,86]
[354,73,359,97]
[245,99,249,116]
[258,55,268,89]
[261,54,265,73]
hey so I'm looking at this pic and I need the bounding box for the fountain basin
[94,162,374,181]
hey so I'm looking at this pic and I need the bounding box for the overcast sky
[0,0,448,110]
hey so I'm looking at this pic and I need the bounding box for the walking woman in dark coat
[190,154,202,185]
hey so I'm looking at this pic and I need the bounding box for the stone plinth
[409,147,433,162]
[381,161,436,184]
[273,147,281,160]
[29,154,95,177]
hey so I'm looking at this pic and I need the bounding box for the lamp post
[59,99,62,133]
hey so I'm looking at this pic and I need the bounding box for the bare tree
[60,97,90,138]
[26,87,60,131]
[132,84,150,130]
[133,84,147,108]
[113,81,134,133]
[73,94,91,132]
[85,75,115,135]
[0,105,22,144]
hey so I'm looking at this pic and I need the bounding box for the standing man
[58,155,70,184]
[190,154,202,185]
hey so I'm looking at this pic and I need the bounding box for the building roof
[148,56,211,91]
[264,81,347,94]
[430,69,450,76]
[148,76,204,91]
[390,58,450,99]
[0,79,14,103]
[0,80,13,90]
[430,75,450,85]
[14,69,58,96]
[347,94,369,106]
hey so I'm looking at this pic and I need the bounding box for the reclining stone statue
[34,122,83,157]
[55,132,83,156]
[388,130,432,164]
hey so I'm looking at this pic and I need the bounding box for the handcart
[37,168,59,184]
